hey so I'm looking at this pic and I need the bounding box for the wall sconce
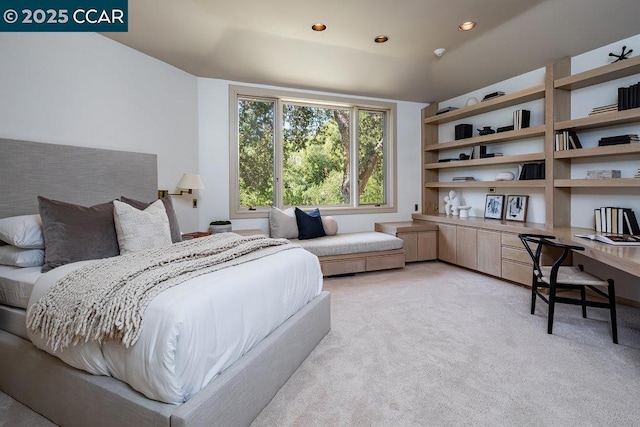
[158,173,205,198]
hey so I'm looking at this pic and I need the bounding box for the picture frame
[484,194,504,219]
[505,195,529,222]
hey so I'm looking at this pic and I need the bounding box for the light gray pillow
[120,195,182,243]
[38,196,120,272]
[269,207,298,239]
[0,214,44,249]
[0,245,44,267]
[113,200,172,254]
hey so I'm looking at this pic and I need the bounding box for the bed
[0,138,331,426]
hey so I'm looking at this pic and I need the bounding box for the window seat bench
[290,231,405,276]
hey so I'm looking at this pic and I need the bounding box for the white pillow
[0,245,44,267]
[269,207,299,239]
[321,216,339,236]
[0,214,44,249]
[113,200,172,254]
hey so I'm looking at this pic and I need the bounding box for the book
[436,106,459,115]
[513,109,530,130]
[623,209,640,235]
[594,209,602,232]
[452,176,476,181]
[575,234,640,246]
[481,91,505,101]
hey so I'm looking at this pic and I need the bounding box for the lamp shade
[176,173,205,190]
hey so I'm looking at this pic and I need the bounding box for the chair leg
[531,274,537,315]
[548,283,556,335]
[580,287,587,318]
[608,279,618,344]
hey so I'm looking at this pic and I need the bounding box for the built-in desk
[412,214,640,293]
[553,227,640,278]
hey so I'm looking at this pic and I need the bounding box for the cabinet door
[417,231,437,261]
[398,232,418,262]
[477,230,501,276]
[437,224,456,264]
[456,226,477,270]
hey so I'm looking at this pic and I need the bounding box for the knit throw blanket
[27,233,297,352]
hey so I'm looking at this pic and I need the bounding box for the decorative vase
[458,206,472,218]
[209,223,232,233]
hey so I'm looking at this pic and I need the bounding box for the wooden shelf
[425,126,545,152]
[554,56,640,90]
[426,153,544,169]
[554,178,640,188]
[425,180,545,188]
[555,108,640,132]
[424,85,545,125]
[554,144,640,159]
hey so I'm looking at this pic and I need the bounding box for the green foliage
[237,99,386,208]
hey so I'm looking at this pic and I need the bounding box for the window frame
[229,85,397,219]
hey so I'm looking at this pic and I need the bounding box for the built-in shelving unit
[421,55,640,231]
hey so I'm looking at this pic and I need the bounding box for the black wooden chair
[518,234,618,344]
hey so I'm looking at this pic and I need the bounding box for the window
[230,86,396,218]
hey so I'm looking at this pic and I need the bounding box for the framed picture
[506,195,529,222]
[484,195,504,219]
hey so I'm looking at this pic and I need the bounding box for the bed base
[0,291,330,426]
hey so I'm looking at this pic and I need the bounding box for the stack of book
[598,134,639,146]
[513,109,530,129]
[586,170,621,179]
[594,207,640,234]
[635,168,640,178]
[481,91,505,102]
[618,82,640,111]
[555,130,582,150]
[588,104,618,115]
[452,176,475,182]
[436,106,459,115]
[518,162,545,180]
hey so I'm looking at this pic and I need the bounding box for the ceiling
[102,0,640,103]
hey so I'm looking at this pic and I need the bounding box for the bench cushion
[290,232,403,257]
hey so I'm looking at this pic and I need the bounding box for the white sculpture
[444,190,460,215]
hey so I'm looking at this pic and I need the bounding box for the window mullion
[274,99,284,208]
[351,107,359,208]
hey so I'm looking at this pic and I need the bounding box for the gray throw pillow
[38,196,120,272]
[269,207,298,239]
[120,195,182,243]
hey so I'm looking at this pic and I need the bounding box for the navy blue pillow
[294,208,326,240]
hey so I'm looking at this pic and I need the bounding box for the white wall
[0,33,200,231]
[197,79,426,234]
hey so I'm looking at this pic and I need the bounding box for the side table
[375,221,438,262]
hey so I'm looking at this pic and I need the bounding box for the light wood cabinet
[456,226,477,270]
[436,224,501,276]
[437,223,457,264]
[477,230,501,276]
[375,221,437,263]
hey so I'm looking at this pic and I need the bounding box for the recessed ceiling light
[458,21,476,31]
[374,35,389,43]
[311,23,326,32]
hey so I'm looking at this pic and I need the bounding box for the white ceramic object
[466,96,479,106]
[458,206,472,218]
[495,171,516,181]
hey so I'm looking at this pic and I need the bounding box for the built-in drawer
[366,253,405,271]
[501,232,524,248]
[501,260,533,287]
[502,246,533,265]
[320,258,366,276]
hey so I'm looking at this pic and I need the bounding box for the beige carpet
[2,261,640,426]
[252,261,640,426]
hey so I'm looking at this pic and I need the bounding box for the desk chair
[518,234,618,344]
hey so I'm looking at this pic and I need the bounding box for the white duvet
[27,247,322,404]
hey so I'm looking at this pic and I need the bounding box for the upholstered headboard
[0,139,158,218]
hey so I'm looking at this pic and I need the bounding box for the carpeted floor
[251,262,640,426]
[3,261,640,426]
